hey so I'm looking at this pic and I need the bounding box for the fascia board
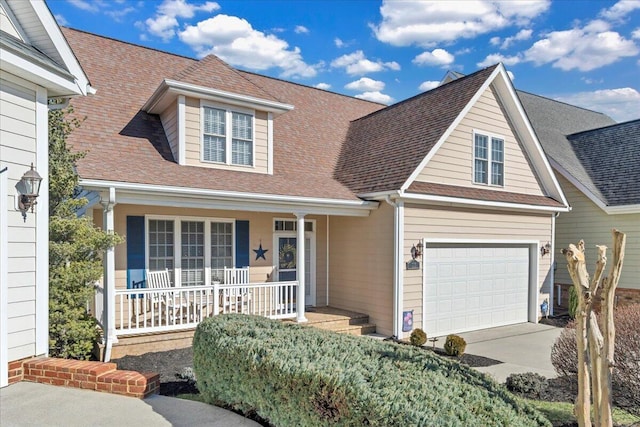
[0,47,81,96]
[400,191,570,213]
[80,179,378,216]
[144,79,294,115]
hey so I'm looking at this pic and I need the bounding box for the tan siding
[184,99,269,173]
[159,103,178,162]
[554,174,640,290]
[329,204,395,335]
[1,73,39,361]
[101,206,327,325]
[416,85,544,196]
[403,204,553,336]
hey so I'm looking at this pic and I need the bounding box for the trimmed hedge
[193,315,549,426]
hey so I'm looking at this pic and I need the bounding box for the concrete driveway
[436,322,563,383]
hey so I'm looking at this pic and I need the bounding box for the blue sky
[48,0,640,121]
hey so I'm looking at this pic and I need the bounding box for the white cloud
[477,53,522,67]
[412,48,454,67]
[555,88,640,122]
[418,80,440,91]
[315,83,331,90]
[600,0,640,20]
[493,29,533,49]
[334,38,345,48]
[294,25,309,34]
[524,22,638,71]
[345,77,385,92]
[68,0,99,12]
[105,7,135,21]
[54,14,69,26]
[355,91,394,104]
[581,77,604,85]
[145,0,220,41]
[632,28,640,39]
[330,50,400,75]
[373,0,550,47]
[507,70,515,81]
[179,14,318,78]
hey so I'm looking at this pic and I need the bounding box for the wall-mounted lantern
[540,242,551,257]
[410,241,423,260]
[17,163,42,222]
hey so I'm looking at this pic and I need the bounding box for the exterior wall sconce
[410,241,423,260]
[540,242,551,257]
[17,163,42,222]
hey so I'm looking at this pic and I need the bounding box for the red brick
[128,385,145,394]
[80,381,97,390]
[111,384,127,394]
[50,378,66,386]
[96,383,112,392]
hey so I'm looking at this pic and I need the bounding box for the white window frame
[145,215,236,287]
[200,100,256,168]
[472,130,505,187]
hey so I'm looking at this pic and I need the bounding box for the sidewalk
[0,381,260,427]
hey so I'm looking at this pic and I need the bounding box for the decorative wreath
[279,243,296,269]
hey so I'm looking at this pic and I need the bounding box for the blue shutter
[235,220,250,268]
[126,216,145,290]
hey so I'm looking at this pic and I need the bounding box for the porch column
[101,188,118,361]
[295,213,307,322]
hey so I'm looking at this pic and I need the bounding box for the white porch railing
[113,281,299,335]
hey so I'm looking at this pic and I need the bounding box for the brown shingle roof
[407,181,564,208]
[61,28,382,201]
[335,65,498,194]
[171,54,281,103]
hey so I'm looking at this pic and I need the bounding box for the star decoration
[253,243,269,260]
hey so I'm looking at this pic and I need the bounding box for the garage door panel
[424,244,530,337]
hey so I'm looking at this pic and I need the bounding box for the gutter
[385,194,404,339]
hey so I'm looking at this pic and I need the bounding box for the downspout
[550,211,559,316]
[385,195,404,339]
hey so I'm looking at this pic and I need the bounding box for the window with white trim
[147,217,234,286]
[202,105,253,166]
[474,132,504,186]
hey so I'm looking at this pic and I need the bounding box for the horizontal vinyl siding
[403,204,553,334]
[554,174,640,290]
[184,100,269,173]
[417,85,544,196]
[159,103,178,162]
[329,203,395,335]
[1,73,38,361]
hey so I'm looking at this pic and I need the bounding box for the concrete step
[309,315,371,330]
[331,323,377,336]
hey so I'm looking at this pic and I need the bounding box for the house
[0,0,91,387]
[61,28,569,359]
[519,92,640,308]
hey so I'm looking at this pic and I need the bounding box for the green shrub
[568,285,578,319]
[409,328,427,347]
[506,373,547,396]
[444,334,467,357]
[193,315,549,427]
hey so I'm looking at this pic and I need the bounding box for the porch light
[540,242,551,257]
[411,241,423,260]
[18,163,42,222]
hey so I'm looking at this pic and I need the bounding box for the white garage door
[424,244,530,337]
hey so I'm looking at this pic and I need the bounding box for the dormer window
[202,105,254,166]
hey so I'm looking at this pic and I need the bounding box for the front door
[275,235,315,306]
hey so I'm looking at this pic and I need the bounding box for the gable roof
[61,28,382,203]
[336,66,498,195]
[567,120,640,207]
[516,91,638,209]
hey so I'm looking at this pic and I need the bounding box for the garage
[423,243,532,337]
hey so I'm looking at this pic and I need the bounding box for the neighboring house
[519,92,640,308]
[0,0,91,387]
[62,28,569,359]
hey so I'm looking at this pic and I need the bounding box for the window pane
[474,134,488,159]
[203,135,225,163]
[181,221,204,286]
[475,159,488,184]
[211,222,233,283]
[148,220,175,284]
[491,162,504,186]
[203,107,225,135]
[492,138,504,162]
[232,139,253,166]
[232,112,252,140]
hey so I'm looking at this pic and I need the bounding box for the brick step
[21,357,159,398]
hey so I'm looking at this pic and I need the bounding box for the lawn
[526,399,640,426]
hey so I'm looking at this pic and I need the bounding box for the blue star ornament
[253,243,268,260]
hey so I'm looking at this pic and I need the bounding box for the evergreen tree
[48,107,123,359]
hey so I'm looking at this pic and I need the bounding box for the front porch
[103,306,376,359]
